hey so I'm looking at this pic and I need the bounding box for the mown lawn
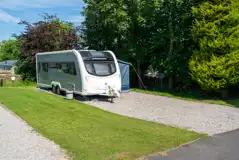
[134,88,239,108]
[0,87,204,160]
[3,80,36,87]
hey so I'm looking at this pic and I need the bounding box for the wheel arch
[51,81,62,89]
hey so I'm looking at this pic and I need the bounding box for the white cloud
[0,9,20,23]
[68,15,85,23]
[0,0,85,9]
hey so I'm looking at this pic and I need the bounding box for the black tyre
[110,97,115,103]
[52,86,56,93]
[56,86,61,95]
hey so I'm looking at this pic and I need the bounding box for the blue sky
[0,0,85,41]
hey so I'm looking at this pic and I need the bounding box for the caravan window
[79,51,114,61]
[61,62,76,75]
[93,63,112,75]
[85,61,116,76]
[48,62,57,68]
[40,62,76,75]
[68,63,77,75]
[61,63,68,72]
[85,63,95,74]
[38,63,41,73]
[42,63,48,72]
[80,51,116,76]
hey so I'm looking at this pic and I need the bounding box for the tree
[189,0,239,95]
[149,0,195,89]
[0,39,20,61]
[124,0,160,88]
[82,0,130,55]
[17,14,80,80]
[82,0,160,88]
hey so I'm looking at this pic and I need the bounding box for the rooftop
[0,60,18,66]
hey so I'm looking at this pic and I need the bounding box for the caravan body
[36,50,121,97]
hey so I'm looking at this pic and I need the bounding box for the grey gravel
[0,105,68,160]
[84,92,239,135]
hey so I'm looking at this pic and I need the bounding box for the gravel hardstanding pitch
[0,105,68,160]
[84,92,239,135]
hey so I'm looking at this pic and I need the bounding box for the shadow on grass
[133,88,239,108]
[225,99,239,108]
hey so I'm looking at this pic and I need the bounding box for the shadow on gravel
[38,87,116,103]
[74,95,112,103]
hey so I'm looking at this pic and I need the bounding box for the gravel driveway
[0,105,68,160]
[83,92,239,135]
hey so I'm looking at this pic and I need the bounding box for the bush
[190,0,239,92]
[17,14,80,81]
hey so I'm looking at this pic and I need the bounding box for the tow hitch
[108,86,120,103]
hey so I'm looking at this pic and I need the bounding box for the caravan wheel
[52,86,56,94]
[110,97,115,103]
[56,86,61,95]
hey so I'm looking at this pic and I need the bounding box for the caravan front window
[80,51,117,76]
[85,63,95,74]
[85,61,116,76]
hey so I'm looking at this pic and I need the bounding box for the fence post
[0,79,3,87]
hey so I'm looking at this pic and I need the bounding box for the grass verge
[3,80,36,87]
[0,87,204,160]
[133,88,239,108]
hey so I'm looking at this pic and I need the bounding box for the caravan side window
[48,62,57,68]
[56,63,61,69]
[61,63,68,73]
[60,62,76,75]
[42,63,48,72]
[68,63,76,75]
[38,63,41,73]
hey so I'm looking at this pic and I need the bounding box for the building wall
[0,70,22,81]
[0,65,13,71]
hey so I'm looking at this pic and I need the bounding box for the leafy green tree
[189,0,239,93]
[82,0,196,89]
[82,0,130,55]
[124,0,160,88]
[82,0,160,88]
[17,14,80,80]
[0,39,20,61]
[149,0,195,89]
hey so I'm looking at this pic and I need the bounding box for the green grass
[133,88,239,108]
[0,87,204,160]
[3,80,36,87]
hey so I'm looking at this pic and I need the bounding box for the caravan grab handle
[68,83,76,91]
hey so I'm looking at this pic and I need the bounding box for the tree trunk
[168,6,174,90]
[137,60,142,89]
[168,77,173,89]
[221,89,228,99]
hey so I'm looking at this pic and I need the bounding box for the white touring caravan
[36,50,121,101]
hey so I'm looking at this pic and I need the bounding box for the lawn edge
[0,103,72,160]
